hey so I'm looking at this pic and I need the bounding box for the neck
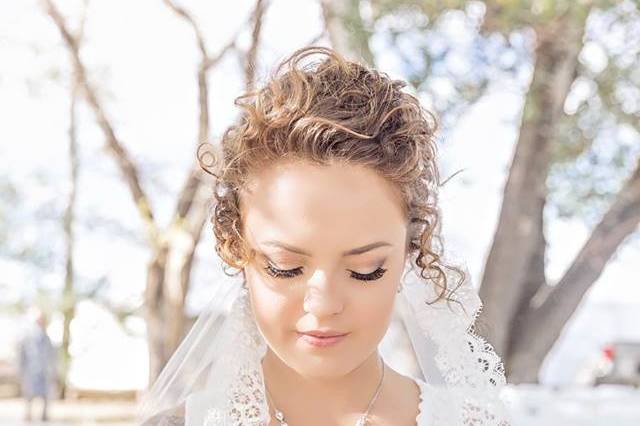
[262,349,382,414]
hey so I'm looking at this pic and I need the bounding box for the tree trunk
[44,0,266,386]
[507,159,640,382]
[320,0,375,66]
[478,6,588,366]
[143,0,265,384]
[60,74,80,399]
[144,181,210,382]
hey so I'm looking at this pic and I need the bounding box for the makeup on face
[256,244,392,284]
[241,161,408,378]
[296,330,350,348]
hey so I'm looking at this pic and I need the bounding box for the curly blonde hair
[199,46,466,304]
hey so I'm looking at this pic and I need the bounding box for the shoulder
[376,366,422,425]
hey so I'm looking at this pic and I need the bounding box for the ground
[0,397,136,425]
[0,385,639,425]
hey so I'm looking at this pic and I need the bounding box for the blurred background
[1,0,639,424]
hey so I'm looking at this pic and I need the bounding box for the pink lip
[296,331,349,348]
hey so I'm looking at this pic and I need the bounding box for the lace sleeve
[421,385,512,426]
[462,398,511,426]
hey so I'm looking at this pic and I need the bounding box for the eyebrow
[260,240,392,257]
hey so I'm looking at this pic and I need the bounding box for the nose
[303,269,344,317]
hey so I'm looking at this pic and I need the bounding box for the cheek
[353,283,397,341]
[245,267,297,339]
[348,261,403,345]
[245,265,401,355]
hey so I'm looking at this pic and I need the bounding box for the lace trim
[414,378,430,425]
[200,266,512,425]
[403,262,512,425]
[203,289,269,426]
[403,263,507,385]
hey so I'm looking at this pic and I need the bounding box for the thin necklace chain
[265,356,385,426]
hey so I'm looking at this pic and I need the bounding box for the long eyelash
[263,263,303,279]
[263,263,387,282]
[350,267,387,282]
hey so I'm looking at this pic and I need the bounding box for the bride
[137,46,511,425]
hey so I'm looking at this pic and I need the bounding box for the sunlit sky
[1,0,639,388]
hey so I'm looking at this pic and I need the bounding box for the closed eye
[263,263,387,282]
[263,263,303,279]
[349,267,387,281]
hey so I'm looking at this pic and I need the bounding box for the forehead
[239,160,407,250]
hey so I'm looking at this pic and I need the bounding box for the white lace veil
[136,249,512,425]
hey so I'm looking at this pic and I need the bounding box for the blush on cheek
[356,282,398,342]
[246,273,295,345]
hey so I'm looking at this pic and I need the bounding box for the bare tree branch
[163,0,244,71]
[204,36,237,70]
[42,0,159,242]
[162,1,211,228]
[60,21,84,396]
[163,0,254,230]
[143,0,269,381]
[244,0,267,90]
[161,0,209,60]
[508,158,640,382]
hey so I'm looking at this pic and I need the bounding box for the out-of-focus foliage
[371,4,530,126]
[0,178,18,246]
[0,171,64,269]
[373,0,622,33]
[360,1,640,226]
[329,1,640,381]
[549,2,640,225]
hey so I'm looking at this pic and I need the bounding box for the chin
[283,350,364,379]
[290,359,354,379]
[264,334,371,379]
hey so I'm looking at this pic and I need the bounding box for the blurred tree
[41,0,267,384]
[59,7,84,394]
[326,0,640,383]
[321,0,376,66]
[0,181,18,250]
[38,0,640,388]
[475,0,640,385]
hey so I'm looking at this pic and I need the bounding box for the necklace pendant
[275,409,287,425]
[356,414,368,426]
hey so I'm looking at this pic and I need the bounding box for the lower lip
[297,332,349,347]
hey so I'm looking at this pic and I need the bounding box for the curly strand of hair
[199,45,468,307]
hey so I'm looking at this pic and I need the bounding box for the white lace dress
[175,287,511,426]
[414,377,432,425]
[184,376,433,425]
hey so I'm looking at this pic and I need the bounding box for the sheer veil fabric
[137,251,513,425]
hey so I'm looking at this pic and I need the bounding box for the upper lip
[298,329,349,337]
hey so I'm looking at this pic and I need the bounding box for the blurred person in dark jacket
[18,309,58,422]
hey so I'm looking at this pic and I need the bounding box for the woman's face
[240,160,408,379]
